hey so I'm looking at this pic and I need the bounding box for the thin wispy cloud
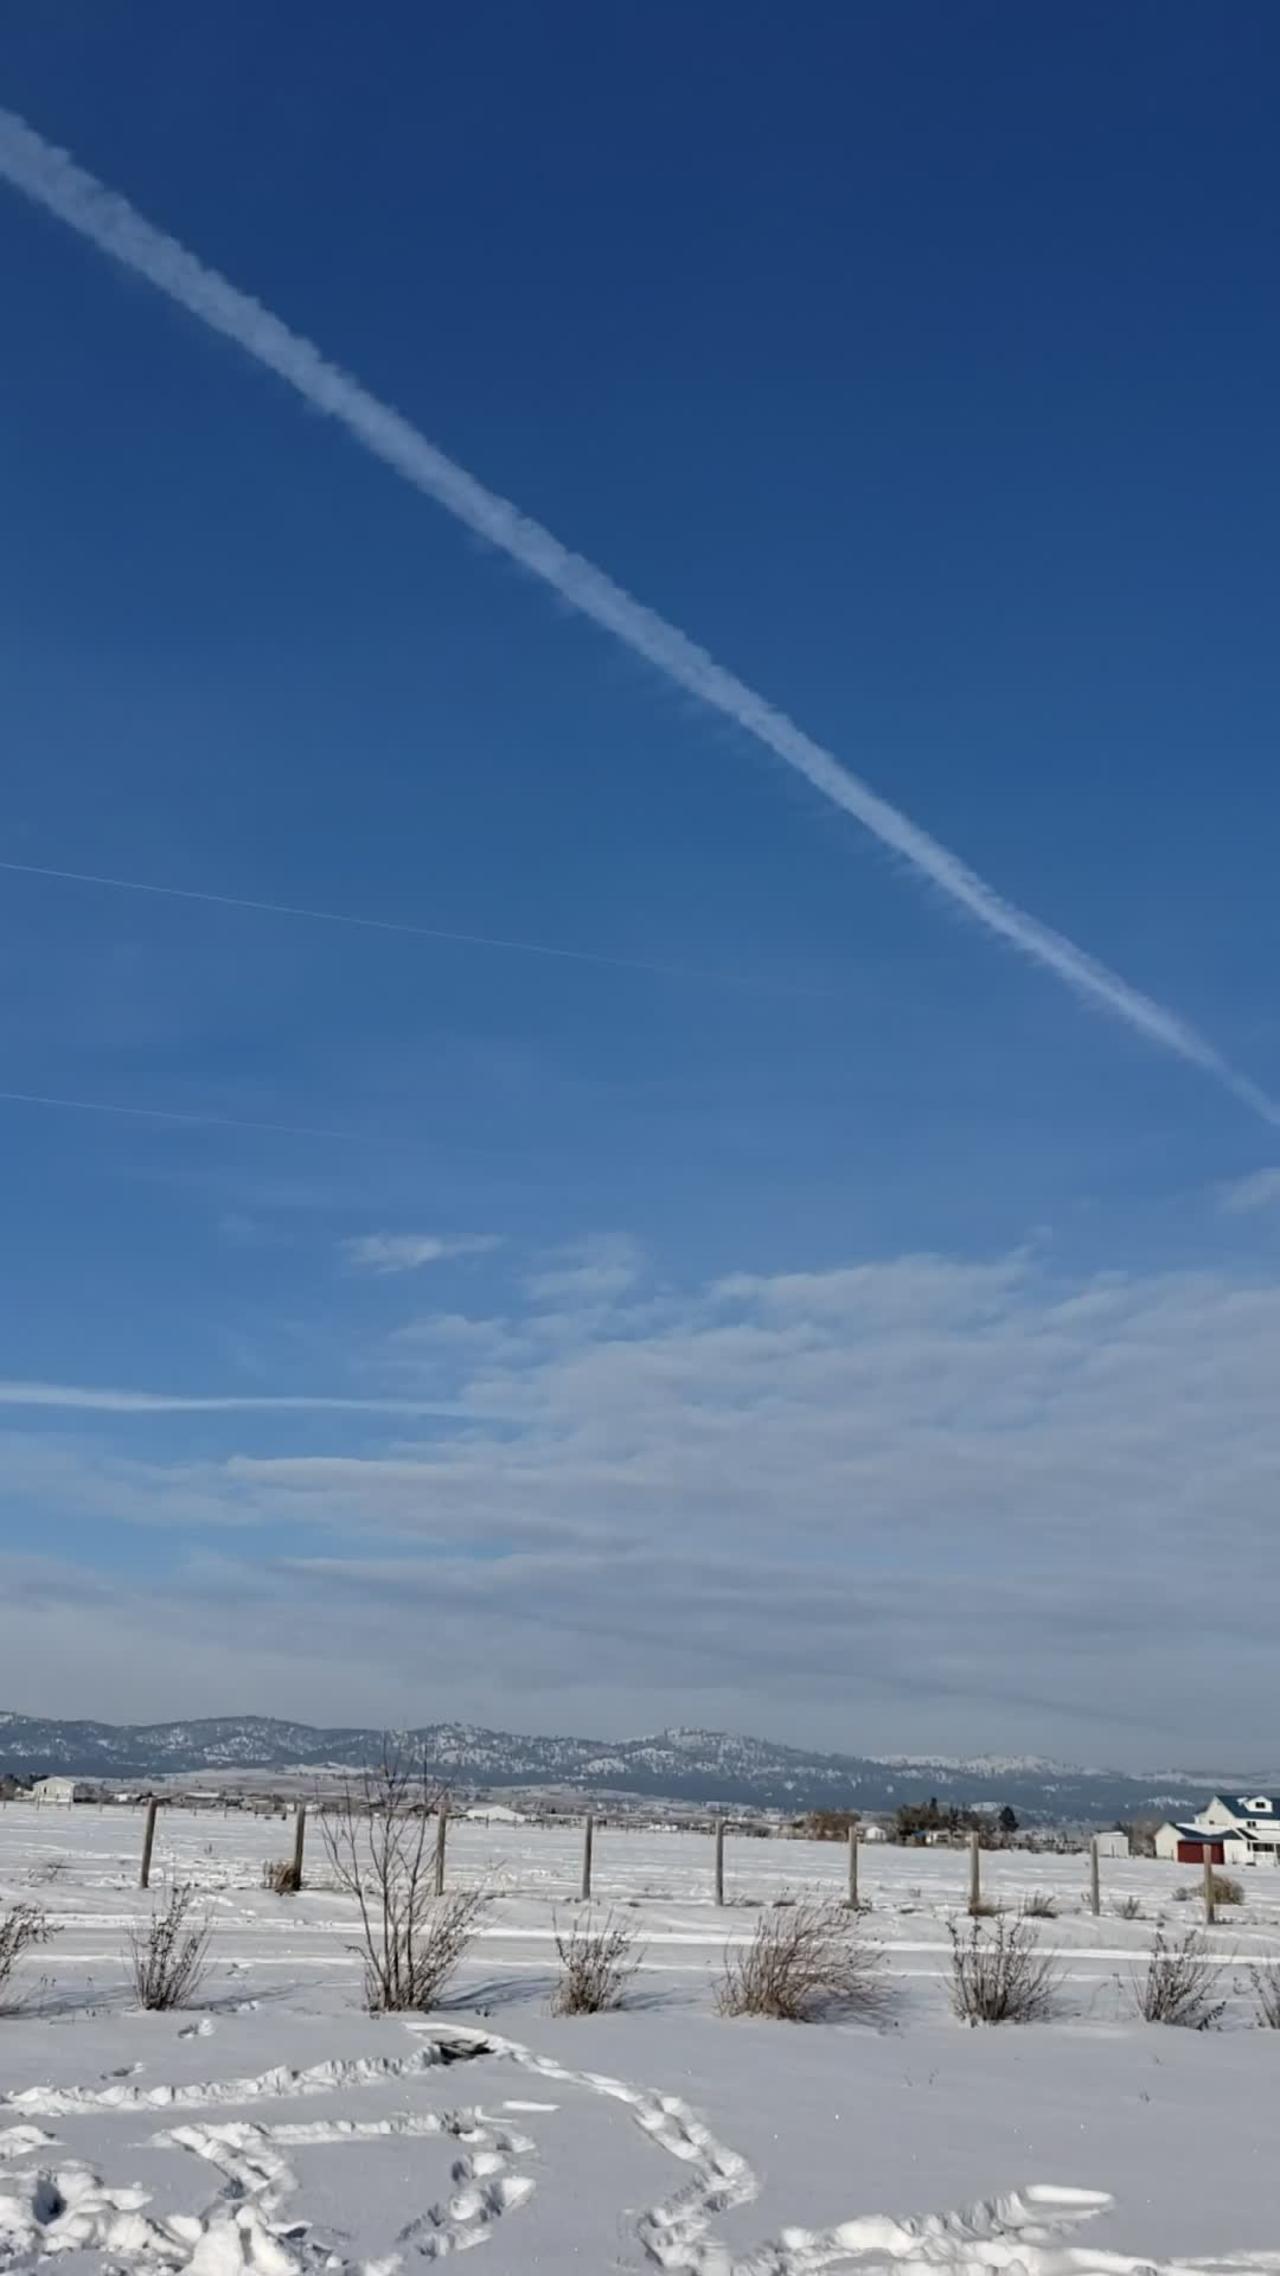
[342,1232,502,1274]
[0,107,1273,1125]
[1219,1168,1280,1215]
[524,1233,646,1305]
[0,1380,479,1417]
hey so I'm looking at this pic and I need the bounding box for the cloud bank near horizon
[2,1239,1278,1766]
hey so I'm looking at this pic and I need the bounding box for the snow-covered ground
[2,1803,1279,2275]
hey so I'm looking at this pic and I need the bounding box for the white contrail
[0,1087,353,1139]
[1,105,1273,1126]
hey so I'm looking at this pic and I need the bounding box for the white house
[1152,1796,1280,1866]
[31,1776,82,1805]
[1191,1794,1280,1863]
[464,1802,526,1826]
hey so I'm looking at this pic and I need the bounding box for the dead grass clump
[551,1914,639,2014]
[1022,1893,1057,1919]
[128,1885,211,2011]
[263,1857,301,1896]
[1246,1964,1280,2028]
[0,1905,58,2015]
[1132,1929,1228,2031]
[949,1918,1061,2025]
[716,1899,887,2023]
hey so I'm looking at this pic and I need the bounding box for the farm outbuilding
[1092,1830,1129,1859]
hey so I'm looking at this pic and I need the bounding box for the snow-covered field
[2,1803,1279,2276]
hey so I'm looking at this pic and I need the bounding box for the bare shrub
[26,1858,66,1887]
[1172,1884,1193,1903]
[1132,1929,1228,2030]
[1022,1893,1057,1919]
[949,1918,1061,2024]
[551,1914,639,2015]
[1209,1874,1244,1907]
[322,1755,484,2011]
[263,1857,301,1896]
[128,1885,210,2011]
[0,1905,58,2015]
[716,1899,887,2023]
[1115,1895,1142,1921]
[1246,1963,1280,2028]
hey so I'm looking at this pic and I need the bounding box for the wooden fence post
[967,1830,982,1916]
[714,1818,726,1908]
[140,1797,159,1891]
[434,1796,449,1899]
[292,1801,307,1892]
[847,1824,860,1909]
[1203,1847,1216,1926]
[581,1812,594,1902]
[1089,1836,1101,1918]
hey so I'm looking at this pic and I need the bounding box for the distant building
[1153,1795,1280,1866]
[1193,1794,1280,1865]
[1092,1830,1130,1859]
[30,1776,83,1805]
[1153,1821,1224,1864]
[464,1802,526,1825]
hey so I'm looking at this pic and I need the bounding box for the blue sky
[3,3,1280,1764]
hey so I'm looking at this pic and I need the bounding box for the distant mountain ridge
[0,1711,1232,1822]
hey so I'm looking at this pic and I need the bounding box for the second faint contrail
[0,858,764,991]
[0,104,1274,1126]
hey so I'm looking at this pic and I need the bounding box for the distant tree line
[893,1797,1018,1844]
[797,1800,1021,1845]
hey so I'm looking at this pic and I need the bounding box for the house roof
[1211,1793,1280,1820]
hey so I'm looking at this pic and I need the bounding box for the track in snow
[4,2027,1280,2276]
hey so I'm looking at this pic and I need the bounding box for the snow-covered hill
[0,1711,1235,1822]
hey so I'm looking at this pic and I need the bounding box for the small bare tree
[0,1904,58,2015]
[263,1857,301,1896]
[1133,1929,1228,2030]
[717,1899,887,2023]
[128,1884,210,2011]
[552,1914,639,2015]
[321,1754,484,2011]
[949,1918,1061,2024]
